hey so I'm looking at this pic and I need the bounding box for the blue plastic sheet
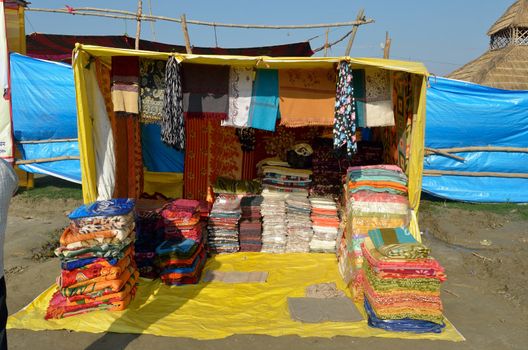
[141,123,184,173]
[10,53,81,183]
[424,77,528,202]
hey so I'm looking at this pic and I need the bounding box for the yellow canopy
[72,44,428,234]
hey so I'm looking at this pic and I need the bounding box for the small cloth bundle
[156,239,206,285]
[368,227,430,259]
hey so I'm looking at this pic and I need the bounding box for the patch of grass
[420,193,528,220]
[16,175,82,200]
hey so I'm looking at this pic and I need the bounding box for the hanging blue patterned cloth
[68,198,136,219]
[333,61,357,157]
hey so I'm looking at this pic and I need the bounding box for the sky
[24,0,513,76]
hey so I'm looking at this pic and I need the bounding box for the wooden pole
[383,31,391,59]
[181,14,192,54]
[425,147,465,161]
[135,0,143,50]
[344,8,365,56]
[323,28,330,57]
[428,146,528,154]
[15,156,80,165]
[17,138,78,144]
[423,169,528,179]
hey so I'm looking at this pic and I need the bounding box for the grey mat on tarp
[202,271,268,283]
[287,297,363,323]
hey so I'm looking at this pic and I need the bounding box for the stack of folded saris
[285,194,313,252]
[156,238,206,285]
[362,229,446,333]
[309,197,340,253]
[46,199,139,319]
[261,165,312,195]
[260,191,287,253]
[340,165,410,300]
[239,195,263,252]
[134,198,166,279]
[161,199,203,242]
[207,194,242,253]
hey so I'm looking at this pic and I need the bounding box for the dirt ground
[3,193,528,350]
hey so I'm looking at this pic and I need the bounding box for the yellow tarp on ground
[8,253,464,342]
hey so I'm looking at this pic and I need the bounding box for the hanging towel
[182,63,229,119]
[248,69,279,131]
[333,61,357,157]
[364,68,394,127]
[279,67,336,127]
[111,56,139,115]
[161,56,185,150]
[223,67,254,128]
[139,59,166,124]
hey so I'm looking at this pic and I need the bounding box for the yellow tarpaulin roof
[72,44,428,231]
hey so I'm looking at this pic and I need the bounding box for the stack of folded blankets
[46,199,139,319]
[261,164,312,195]
[161,199,203,242]
[339,165,411,300]
[260,191,288,253]
[239,195,263,252]
[285,194,313,253]
[362,227,446,333]
[156,237,206,286]
[134,198,166,279]
[309,197,340,253]
[207,194,242,253]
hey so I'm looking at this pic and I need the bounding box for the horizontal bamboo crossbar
[17,138,78,144]
[432,146,528,153]
[425,147,465,161]
[16,156,80,165]
[423,169,528,179]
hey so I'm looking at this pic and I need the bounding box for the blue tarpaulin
[10,53,81,183]
[423,77,528,202]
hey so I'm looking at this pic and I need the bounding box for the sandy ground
[3,195,528,350]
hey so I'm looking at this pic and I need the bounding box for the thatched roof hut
[448,0,528,90]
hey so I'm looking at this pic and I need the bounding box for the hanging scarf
[333,61,357,157]
[222,67,254,128]
[161,56,185,150]
[111,56,139,116]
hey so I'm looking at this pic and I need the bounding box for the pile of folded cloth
[340,165,411,301]
[161,199,203,242]
[260,191,288,253]
[239,195,263,252]
[156,237,206,286]
[261,163,312,195]
[309,197,340,253]
[46,199,139,319]
[362,227,447,333]
[285,194,313,253]
[207,194,242,253]
[213,176,262,195]
[134,198,166,279]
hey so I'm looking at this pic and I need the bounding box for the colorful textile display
[239,195,263,252]
[156,238,206,286]
[223,67,254,128]
[161,199,202,241]
[334,61,357,157]
[362,237,446,331]
[368,227,430,259]
[248,69,279,132]
[207,194,242,253]
[260,191,287,253]
[279,68,336,127]
[309,197,340,253]
[161,56,185,150]
[46,199,138,319]
[139,59,166,124]
[285,194,313,253]
[354,68,395,128]
[182,63,229,119]
[338,165,411,301]
[111,56,139,115]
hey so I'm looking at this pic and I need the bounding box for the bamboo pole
[17,138,78,144]
[423,170,528,179]
[430,146,528,153]
[16,156,80,165]
[312,29,354,53]
[323,28,329,57]
[135,0,142,50]
[27,7,374,29]
[181,14,192,54]
[344,8,365,56]
[425,147,465,161]
[383,31,391,59]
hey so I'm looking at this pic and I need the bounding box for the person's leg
[0,276,7,350]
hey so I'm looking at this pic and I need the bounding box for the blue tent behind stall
[423,76,528,203]
[10,52,81,183]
